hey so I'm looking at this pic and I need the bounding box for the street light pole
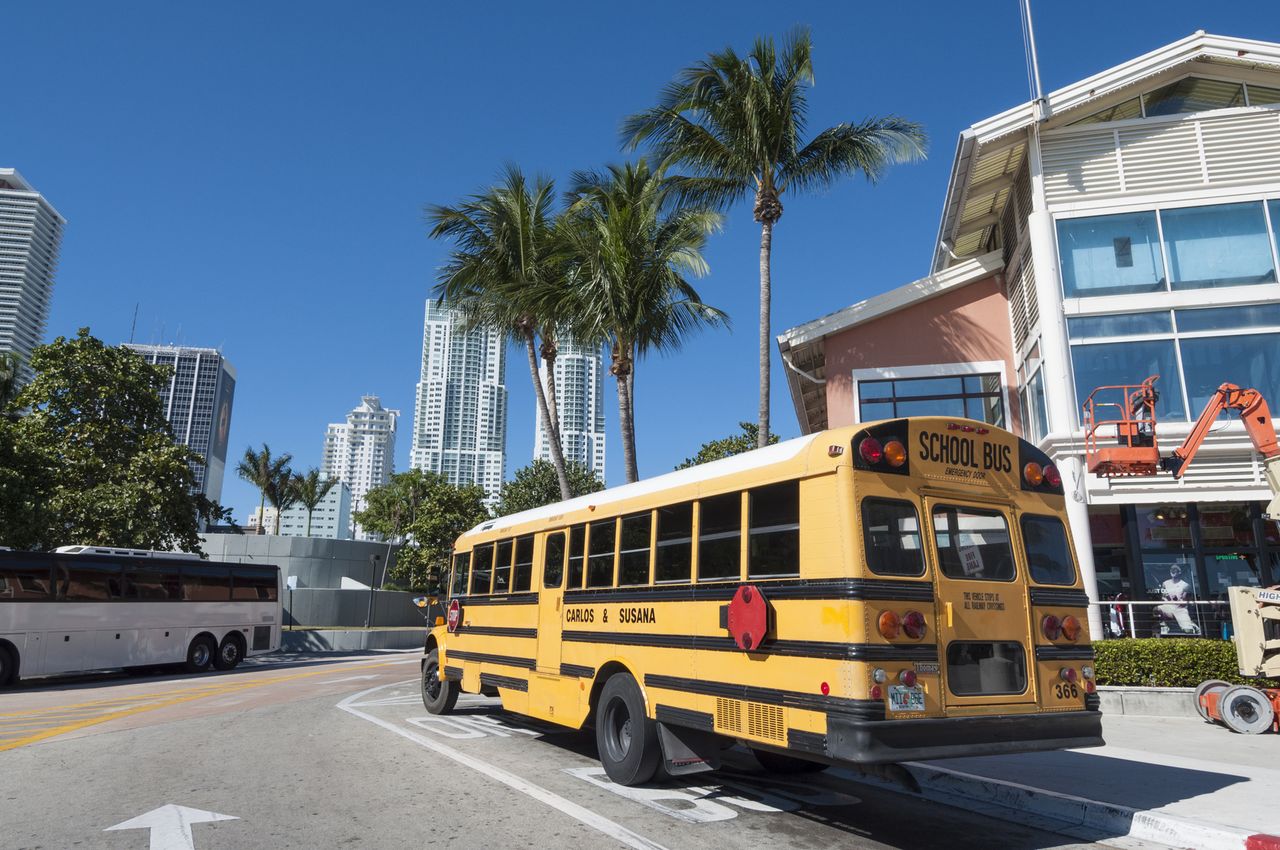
[364,553,382,629]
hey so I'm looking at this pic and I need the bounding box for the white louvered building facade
[322,396,398,540]
[410,300,507,507]
[533,336,606,480]
[0,169,65,379]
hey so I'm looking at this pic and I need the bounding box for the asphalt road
[0,652,1123,850]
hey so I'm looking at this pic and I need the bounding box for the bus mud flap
[849,762,920,794]
[657,722,721,776]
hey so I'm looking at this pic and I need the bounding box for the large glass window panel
[1071,339,1185,420]
[1143,77,1245,116]
[513,536,534,592]
[0,561,52,600]
[1271,200,1280,260]
[1177,304,1280,332]
[567,526,586,589]
[698,493,741,581]
[618,513,652,585]
[1197,504,1255,548]
[1067,311,1172,340]
[1058,212,1165,297]
[932,506,1016,581]
[654,502,693,583]
[450,553,469,597]
[493,539,513,593]
[859,401,894,422]
[1249,84,1280,106]
[748,482,800,578]
[586,520,616,588]
[1021,368,1048,444]
[469,544,494,595]
[1180,333,1280,415]
[1135,504,1193,550]
[894,376,967,398]
[1162,203,1276,290]
[897,397,965,418]
[1070,96,1142,126]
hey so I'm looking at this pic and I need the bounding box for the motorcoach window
[748,482,800,578]
[0,561,52,600]
[619,513,652,585]
[567,525,586,589]
[862,499,926,577]
[698,493,741,581]
[450,552,470,597]
[470,544,495,595]
[513,536,534,592]
[180,565,233,602]
[543,532,566,588]
[1022,515,1079,586]
[655,502,693,583]
[232,567,280,602]
[932,506,1016,581]
[126,563,181,600]
[494,539,513,593]
[586,519,616,588]
[55,561,126,601]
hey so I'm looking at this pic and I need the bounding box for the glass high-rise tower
[0,169,65,380]
[534,336,606,480]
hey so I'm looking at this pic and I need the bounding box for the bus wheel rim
[221,644,237,664]
[606,698,632,760]
[424,662,441,699]
[195,645,209,666]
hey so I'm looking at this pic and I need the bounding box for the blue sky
[7,2,1277,520]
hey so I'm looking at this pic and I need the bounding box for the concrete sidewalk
[860,713,1280,849]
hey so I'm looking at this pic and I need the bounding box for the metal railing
[1091,599,1233,640]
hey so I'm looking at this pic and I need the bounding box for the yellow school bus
[420,418,1103,785]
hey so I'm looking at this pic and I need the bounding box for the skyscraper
[534,337,606,480]
[123,344,237,503]
[410,300,507,506]
[1,169,66,378]
[321,395,398,541]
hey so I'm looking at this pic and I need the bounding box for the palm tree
[427,165,575,501]
[236,444,292,534]
[264,465,297,535]
[624,27,927,447]
[0,351,23,416]
[562,158,728,482]
[291,468,339,536]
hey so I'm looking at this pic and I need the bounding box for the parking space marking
[338,681,670,850]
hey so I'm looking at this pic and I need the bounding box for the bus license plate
[888,686,925,712]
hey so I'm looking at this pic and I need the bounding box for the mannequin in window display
[1155,564,1199,634]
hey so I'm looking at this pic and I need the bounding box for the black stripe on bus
[562,630,938,663]
[645,673,886,720]
[1028,588,1090,607]
[480,672,529,693]
[457,592,540,606]
[788,729,828,756]
[455,625,537,639]
[1034,645,1095,662]
[559,663,595,679]
[443,666,463,681]
[446,650,536,670]
[655,704,715,733]
[563,577,933,605]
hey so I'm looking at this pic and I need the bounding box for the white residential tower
[534,336,606,479]
[321,395,398,540]
[0,169,66,379]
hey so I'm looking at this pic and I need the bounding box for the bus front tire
[185,636,215,673]
[596,673,659,786]
[0,645,15,688]
[421,648,458,715]
[213,634,245,671]
[752,748,829,774]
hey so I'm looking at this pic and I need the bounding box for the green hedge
[1093,639,1280,688]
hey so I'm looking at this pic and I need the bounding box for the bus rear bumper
[825,709,1104,764]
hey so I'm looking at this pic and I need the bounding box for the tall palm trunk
[525,332,573,500]
[757,218,774,448]
[613,339,639,483]
[306,509,313,537]
[257,491,266,536]
[540,331,566,471]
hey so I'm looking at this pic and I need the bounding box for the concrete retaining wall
[198,533,400,590]
[281,628,426,653]
[284,588,424,628]
[1097,686,1200,718]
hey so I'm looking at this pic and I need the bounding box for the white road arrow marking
[105,804,237,850]
[320,675,382,684]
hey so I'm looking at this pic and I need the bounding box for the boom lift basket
[1083,376,1162,476]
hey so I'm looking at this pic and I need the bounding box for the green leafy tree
[428,166,575,501]
[291,468,339,536]
[495,459,604,516]
[356,469,490,591]
[237,444,292,535]
[2,329,208,552]
[562,159,727,482]
[0,351,23,414]
[625,28,927,448]
[676,422,780,469]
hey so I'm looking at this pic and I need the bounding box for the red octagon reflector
[727,584,769,651]
[446,598,462,633]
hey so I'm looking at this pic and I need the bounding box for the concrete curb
[1097,685,1200,718]
[281,628,424,653]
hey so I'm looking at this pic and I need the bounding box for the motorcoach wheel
[1193,679,1229,722]
[596,673,659,786]
[752,748,829,774]
[0,646,13,688]
[185,636,215,673]
[213,635,244,671]
[421,648,459,715]
[1219,685,1275,734]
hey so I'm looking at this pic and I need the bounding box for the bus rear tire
[0,645,15,688]
[213,634,244,671]
[596,673,659,786]
[185,636,215,673]
[421,648,458,714]
[752,748,829,773]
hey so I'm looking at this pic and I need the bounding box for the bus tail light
[1041,614,1062,640]
[859,437,884,465]
[898,669,918,687]
[902,610,927,640]
[878,610,901,640]
[1061,615,1082,642]
[1085,680,1097,694]
[1059,667,1079,684]
[871,668,887,684]
[1081,666,1095,680]
[870,685,883,700]
[1023,462,1044,486]
[884,440,907,468]
[1043,465,1062,488]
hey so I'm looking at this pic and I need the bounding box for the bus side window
[127,561,181,600]
[748,482,800,578]
[655,502,693,583]
[567,525,586,589]
[494,539,513,593]
[698,493,741,581]
[618,513,652,585]
[181,564,233,601]
[59,560,124,601]
[513,536,534,592]
[543,532,566,588]
[0,559,52,600]
[862,499,926,577]
[586,519,616,588]
[233,567,280,602]
[450,552,470,597]
[470,544,495,595]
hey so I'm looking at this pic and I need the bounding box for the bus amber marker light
[877,610,901,640]
[1023,462,1044,486]
[883,440,907,468]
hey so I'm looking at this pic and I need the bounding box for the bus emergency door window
[618,513,652,585]
[567,525,586,589]
[862,499,926,577]
[586,519,617,588]
[494,539,513,593]
[470,544,495,595]
[654,502,693,583]
[698,493,741,581]
[748,481,800,578]
[932,506,1016,581]
[1021,515,1079,586]
[513,536,534,592]
[543,532,566,588]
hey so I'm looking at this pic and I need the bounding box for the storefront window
[1180,333,1280,414]
[857,373,1004,427]
[1142,552,1203,637]
[1196,504,1255,548]
[1134,504,1193,550]
[1203,553,1262,596]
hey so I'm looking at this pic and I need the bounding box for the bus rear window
[1021,515,1078,586]
[862,499,925,577]
[932,506,1015,582]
